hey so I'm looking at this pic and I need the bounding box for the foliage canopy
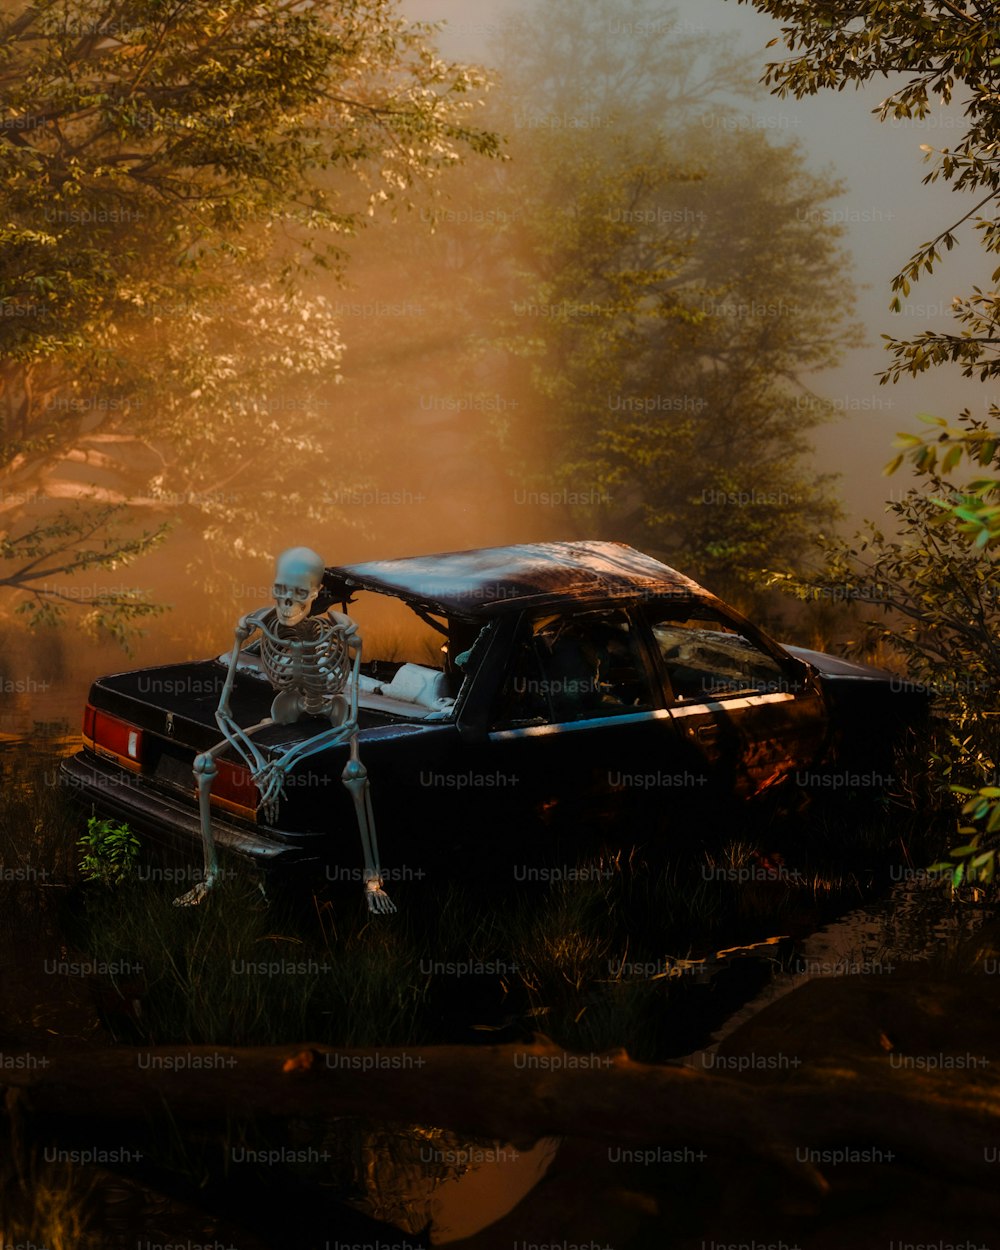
[735,0,1000,876]
[0,0,498,636]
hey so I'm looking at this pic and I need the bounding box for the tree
[0,0,498,636]
[734,0,1000,875]
[476,0,858,607]
[281,0,860,607]
[275,0,857,611]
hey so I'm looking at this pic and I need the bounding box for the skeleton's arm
[214,612,271,775]
[330,609,362,727]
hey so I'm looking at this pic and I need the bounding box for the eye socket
[273,583,311,602]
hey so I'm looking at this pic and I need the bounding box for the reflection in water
[0,653,86,745]
[296,1120,560,1244]
[427,1136,559,1244]
[685,880,995,1064]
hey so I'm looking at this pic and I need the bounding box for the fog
[405,0,986,522]
[1,0,990,733]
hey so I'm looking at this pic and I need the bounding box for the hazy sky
[402,0,988,528]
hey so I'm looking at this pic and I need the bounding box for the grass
[0,1148,101,1250]
[56,791,949,1063]
[0,734,957,1063]
[0,743,80,884]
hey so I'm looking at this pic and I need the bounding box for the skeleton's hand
[329,610,361,653]
[253,760,288,824]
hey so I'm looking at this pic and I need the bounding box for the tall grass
[75,872,435,1047]
[75,810,943,1061]
[0,738,952,1063]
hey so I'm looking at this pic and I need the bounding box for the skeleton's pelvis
[270,689,350,727]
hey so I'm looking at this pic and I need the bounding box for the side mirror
[795,657,821,694]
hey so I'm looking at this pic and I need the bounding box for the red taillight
[84,704,144,771]
[82,700,259,818]
[210,757,259,815]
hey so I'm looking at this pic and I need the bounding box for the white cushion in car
[382,663,451,709]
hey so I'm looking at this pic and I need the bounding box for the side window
[646,605,798,702]
[492,608,655,726]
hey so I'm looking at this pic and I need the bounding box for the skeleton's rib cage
[256,612,352,716]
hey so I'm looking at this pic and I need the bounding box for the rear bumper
[59,752,326,878]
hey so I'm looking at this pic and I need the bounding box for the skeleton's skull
[272,547,324,627]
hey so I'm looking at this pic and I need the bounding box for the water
[304,1123,561,1243]
[0,693,81,753]
[327,879,994,1242]
[684,878,993,1066]
[316,880,995,1244]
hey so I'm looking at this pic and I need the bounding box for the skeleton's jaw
[275,603,309,627]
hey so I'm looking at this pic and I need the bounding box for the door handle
[696,724,720,742]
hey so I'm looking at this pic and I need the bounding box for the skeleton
[173,547,395,913]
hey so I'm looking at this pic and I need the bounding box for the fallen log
[3,1033,1000,1187]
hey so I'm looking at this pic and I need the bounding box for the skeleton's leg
[174,720,272,907]
[262,698,350,775]
[265,709,395,914]
[342,734,395,915]
[219,704,395,914]
[252,712,352,824]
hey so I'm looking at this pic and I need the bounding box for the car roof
[323,540,714,619]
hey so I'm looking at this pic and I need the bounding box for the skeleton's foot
[173,868,218,907]
[364,871,396,915]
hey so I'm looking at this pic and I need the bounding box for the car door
[638,599,828,798]
[478,603,691,833]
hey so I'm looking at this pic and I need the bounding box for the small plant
[77,816,141,886]
[929,785,1000,890]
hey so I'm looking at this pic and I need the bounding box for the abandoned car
[60,541,927,896]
